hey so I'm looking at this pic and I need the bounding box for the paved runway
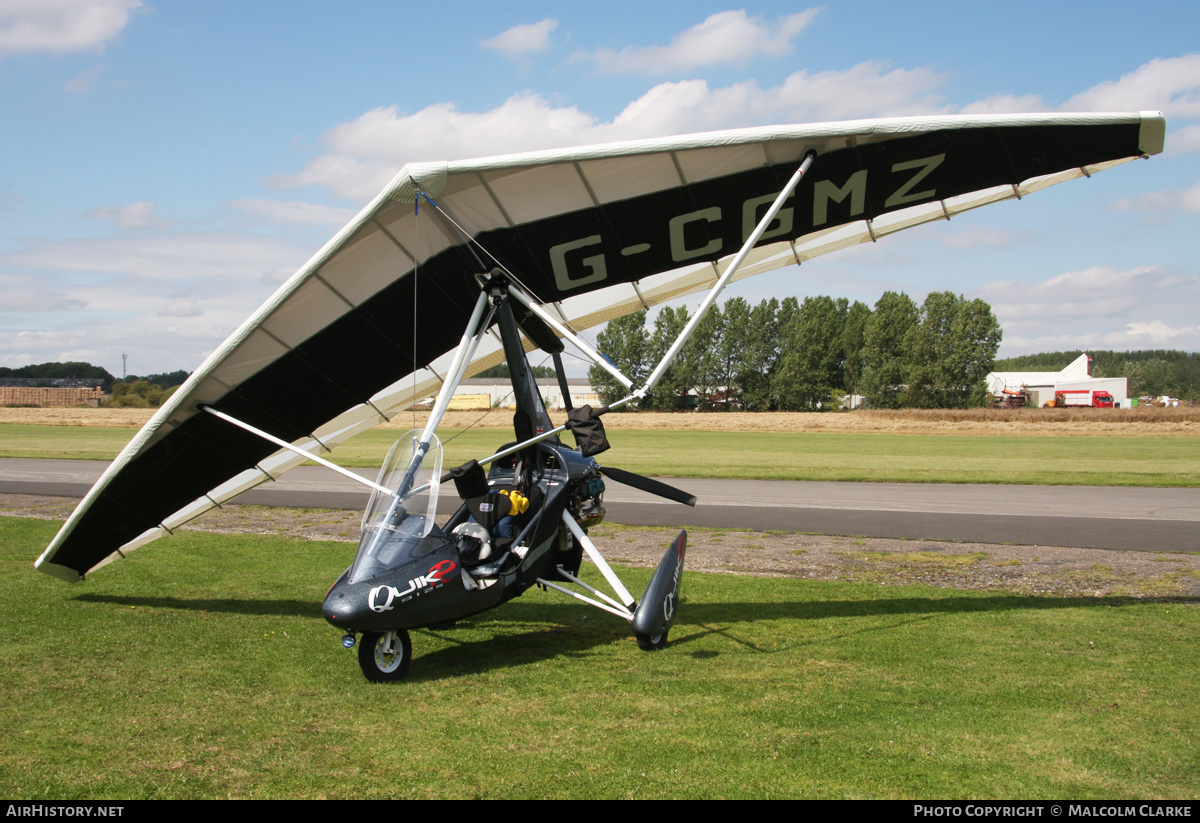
[2,457,1196,552]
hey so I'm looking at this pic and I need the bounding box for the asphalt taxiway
[2,457,1196,552]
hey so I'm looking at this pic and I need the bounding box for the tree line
[0,361,113,387]
[994,350,1200,401]
[588,292,1002,411]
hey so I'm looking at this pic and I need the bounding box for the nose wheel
[358,630,412,681]
[636,631,668,651]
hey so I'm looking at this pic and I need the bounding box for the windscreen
[349,431,444,583]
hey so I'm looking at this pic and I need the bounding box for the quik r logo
[368,560,458,612]
[662,553,684,622]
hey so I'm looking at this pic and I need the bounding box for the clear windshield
[349,431,444,583]
[360,430,442,534]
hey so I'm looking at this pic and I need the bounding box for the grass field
[3,516,1197,799]
[4,421,1199,486]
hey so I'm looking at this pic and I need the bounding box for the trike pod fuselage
[322,531,504,632]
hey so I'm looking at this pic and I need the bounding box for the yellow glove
[500,489,529,515]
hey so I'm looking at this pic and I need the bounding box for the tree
[687,304,724,410]
[775,295,847,410]
[902,291,958,408]
[125,370,191,388]
[0,361,116,391]
[949,297,1003,407]
[861,291,919,408]
[842,300,871,399]
[903,293,1001,408]
[740,298,783,410]
[589,310,649,405]
[1125,358,1178,397]
[715,297,752,410]
[110,380,179,407]
[646,306,692,409]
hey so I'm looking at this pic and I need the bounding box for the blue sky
[3,1,1199,377]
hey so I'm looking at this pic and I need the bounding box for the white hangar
[987,354,1129,407]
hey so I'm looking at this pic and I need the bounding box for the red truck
[1046,389,1116,408]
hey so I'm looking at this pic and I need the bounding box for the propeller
[598,465,697,507]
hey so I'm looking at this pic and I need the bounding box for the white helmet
[451,521,493,563]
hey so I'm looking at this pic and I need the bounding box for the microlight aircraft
[36,112,1165,680]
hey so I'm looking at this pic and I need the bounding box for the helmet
[452,521,493,563]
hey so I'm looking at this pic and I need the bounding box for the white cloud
[260,265,297,286]
[269,94,598,199]
[983,265,1171,318]
[273,62,947,201]
[958,93,1049,115]
[959,55,1200,123]
[1062,54,1200,118]
[0,0,142,56]
[481,18,557,58]
[1106,180,1200,213]
[273,28,1200,206]
[86,201,171,229]
[982,265,1200,355]
[0,287,85,311]
[270,49,1190,205]
[0,330,97,371]
[0,228,313,373]
[585,9,821,74]
[1167,123,1200,154]
[156,298,201,318]
[1002,319,1200,356]
[230,199,358,227]
[5,229,305,281]
[1121,319,1192,340]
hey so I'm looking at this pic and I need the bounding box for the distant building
[441,378,601,411]
[987,353,1129,408]
[0,378,105,407]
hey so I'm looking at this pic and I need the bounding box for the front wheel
[636,631,668,651]
[358,630,412,681]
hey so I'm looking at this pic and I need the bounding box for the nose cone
[322,572,362,627]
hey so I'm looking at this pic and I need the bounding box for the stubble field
[3,405,1198,436]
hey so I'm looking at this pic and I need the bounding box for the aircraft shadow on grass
[70,592,1185,681]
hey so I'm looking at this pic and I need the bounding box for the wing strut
[506,282,634,391]
[632,149,817,402]
[462,150,819,471]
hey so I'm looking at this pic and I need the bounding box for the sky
[2,0,1200,379]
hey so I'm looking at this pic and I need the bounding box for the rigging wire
[417,190,549,309]
[412,192,420,430]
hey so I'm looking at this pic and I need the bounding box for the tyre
[636,631,668,651]
[358,630,412,681]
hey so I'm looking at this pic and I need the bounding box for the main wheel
[358,630,412,681]
[636,631,668,651]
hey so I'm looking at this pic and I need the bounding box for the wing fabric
[36,112,1165,581]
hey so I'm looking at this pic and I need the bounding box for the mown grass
[4,423,1198,486]
[0,424,135,462]
[3,516,1197,799]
